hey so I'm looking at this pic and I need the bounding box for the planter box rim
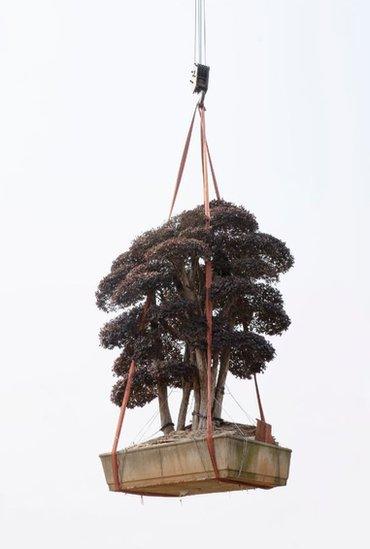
[99,431,292,458]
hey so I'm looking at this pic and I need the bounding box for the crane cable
[195,0,206,65]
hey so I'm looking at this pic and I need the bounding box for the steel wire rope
[212,393,250,442]
[203,0,207,65]
[237,440,249,479]
[144,427,162,441]
[184,389,210,476]
[131,408,160,446]
[188,427,209,476]
[194,0,197,64]
[133,388,175,445]
[225,383,257,426]
[194,1,206,65]
[211,394,251,480]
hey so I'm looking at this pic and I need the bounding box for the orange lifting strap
[111,102,269,495]
[168,104,220,221]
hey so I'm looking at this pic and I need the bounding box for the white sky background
[1,0,369,547]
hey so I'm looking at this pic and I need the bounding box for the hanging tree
[97,199,294,435]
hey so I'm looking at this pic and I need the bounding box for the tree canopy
[97,200,293,433]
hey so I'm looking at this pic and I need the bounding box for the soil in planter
[127,421,277,450]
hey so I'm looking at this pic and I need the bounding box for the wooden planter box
[100,432,291,497]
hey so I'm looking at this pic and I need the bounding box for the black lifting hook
[191,63,210,95]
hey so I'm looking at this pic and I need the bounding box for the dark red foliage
[97,200,294,410]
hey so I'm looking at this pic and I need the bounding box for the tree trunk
[177,383,191,431]
[157,382,174,435]
[213,350,231,420]
[193,348,222,430]
[194,349,209,430]
[192,375,200,430]
[198,377,208,430]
